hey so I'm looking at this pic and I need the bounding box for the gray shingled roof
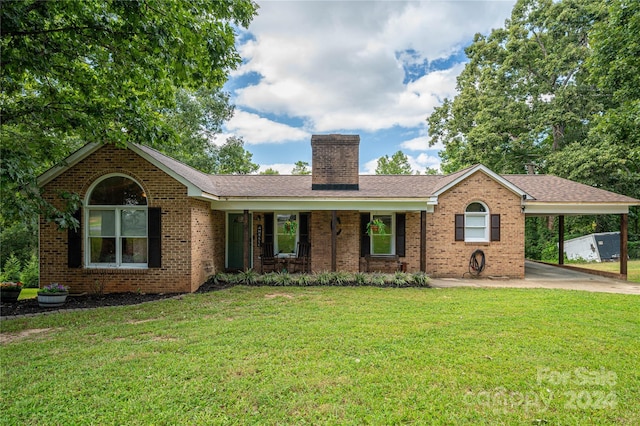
[503,175,639,203]
[134,144,219,194]
[133,144,639,205]
[209,174,442,198]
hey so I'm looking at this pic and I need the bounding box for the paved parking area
[430,261,640,295]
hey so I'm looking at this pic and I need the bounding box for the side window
[464,202,489,242]
[86,175,148,267]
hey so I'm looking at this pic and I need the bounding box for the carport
[504,175,640,281]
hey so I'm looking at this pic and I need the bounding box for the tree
[260,168,280,175]
[427,0,604,174]
[291,161,311,175]
[549,0,640,235]
[215,137,259,175]
[159,88,234,173]
[1,0,258,226]
[375,151,413,175]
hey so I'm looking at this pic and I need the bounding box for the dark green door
[228,214,249,270]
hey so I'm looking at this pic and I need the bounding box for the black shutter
[68,209,82,268]
[396,213,406,257]
[148,207,162,268]
[490,214,501,241]
[360,213,370,257]
[299,212,310,244]
[264,213,274,244]
[455,214,465,241]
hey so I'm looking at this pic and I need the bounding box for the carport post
[558,215,565,265]
[621,214,628,278]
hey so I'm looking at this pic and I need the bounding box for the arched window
[464,202,489,242]
[86,175,148,267]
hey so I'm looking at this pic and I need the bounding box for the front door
[228,213,250,270]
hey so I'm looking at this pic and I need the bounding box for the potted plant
[38,283,69,308]
[0,281,23,303]
[283,220,297,236]
[366,219,387,236]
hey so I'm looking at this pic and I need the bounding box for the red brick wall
[40,144,198,294]
[190,199,216,292]
[311,135,360,187]
[426,171,525,278]
[211,210,226,273]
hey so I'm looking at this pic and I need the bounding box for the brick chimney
[311,134,360,190]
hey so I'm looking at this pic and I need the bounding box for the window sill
[83,268,149,275]
[465,241,490,246]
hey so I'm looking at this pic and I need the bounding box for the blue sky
[219,0,516,174]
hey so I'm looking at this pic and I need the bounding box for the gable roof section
[430,164,530,202]
[132,144,218,199]
[38,143,219,200]
[38,144,639,214]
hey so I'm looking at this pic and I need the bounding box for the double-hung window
[464,202,489,242]
[370,213,394,255]
[275,212,298,256]
[86,175,148,267]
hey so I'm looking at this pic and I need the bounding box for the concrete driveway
[430,260,640,295]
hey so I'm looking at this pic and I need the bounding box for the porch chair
[260,242,277,274]
[290,241,311,273]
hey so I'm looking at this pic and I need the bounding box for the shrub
[273,271,292,286]
[332,271,352,286]
[411,272,430,287]
[1,255,22,283]
[260,272,278,286]
[392,271,410,287]
[297,274,313,287]
[237,269,259,286]
[370,274,385,287]
[353,272,368,286]
[20,254,39,288]
[314,271,332,286]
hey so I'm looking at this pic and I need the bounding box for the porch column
[243,210,250,271]
[420,211,426,272]
[620,214,628,278]
[558,215,565,265]
[331,210,337,271]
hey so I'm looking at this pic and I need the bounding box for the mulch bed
[1,293,179,318]
[1,282,231,318]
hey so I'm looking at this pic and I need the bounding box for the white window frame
[370,212,395,255]
[465,202,489,242]
[274,211,298,257]
[85,174,148,268]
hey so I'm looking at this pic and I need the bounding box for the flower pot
[0,288,22,303]
[370,225,379,233]
[37,292,68,308]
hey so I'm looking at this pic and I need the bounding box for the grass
[1,286,638,424]
[568,259,640,283]
[17,288,38,300]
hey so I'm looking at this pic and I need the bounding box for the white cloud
[231,1,514,136]
[400,136,444,152]
[224,110,310,145]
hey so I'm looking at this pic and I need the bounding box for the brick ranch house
[38,134,639,293]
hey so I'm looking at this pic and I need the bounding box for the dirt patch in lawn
[0,328,58,344]
[264,293,294,299]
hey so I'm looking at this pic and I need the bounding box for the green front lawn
[568,259,640,283]
[1,287,638,424]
